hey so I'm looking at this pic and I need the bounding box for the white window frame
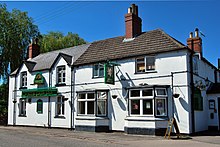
[129,88,168,117]
[20,72,27,88]
[129,88,154,116]
[155,88,167,97]
[77,92,96,116]
[135,56,155,73]
[93,63,104,78]
[77,91,108,117]
[56,96,65,116]
[57,66,66,84]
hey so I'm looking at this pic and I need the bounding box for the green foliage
[0,84,8,117]
[39,31,87,53]
[0,4,40,83]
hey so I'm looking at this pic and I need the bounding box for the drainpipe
[70,66,76,130]
[13,76,17,126]
[190,38,195,134]
[48,70,51,128]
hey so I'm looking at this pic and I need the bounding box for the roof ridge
[32,43,91,58]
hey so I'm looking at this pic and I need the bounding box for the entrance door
[218,98,220,130]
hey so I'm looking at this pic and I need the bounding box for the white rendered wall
[74,50,190,133]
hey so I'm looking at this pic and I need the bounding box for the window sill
[135,71,157,74]
[18,115,27,117]
[55,83,66,87]
[92,76,104,79]
[54,115,66,119]
[76,116,109,120]
[19,87,27,90]
[125,116,168,121]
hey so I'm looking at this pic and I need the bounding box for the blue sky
[1,0,220,68]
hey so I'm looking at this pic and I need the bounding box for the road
[0,126,219,147]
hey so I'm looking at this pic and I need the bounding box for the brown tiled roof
[73,29,187,66]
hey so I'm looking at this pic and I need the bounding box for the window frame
[129,87,168,117]
[135,56,156,73]
[19,98,26,117]
[129,88,154,116]
[93,63,104,78]
[20,71,27,88]
[56,66,66,85]
[56,96,65,116]
[77,90,108,117]
[37,99,43,114]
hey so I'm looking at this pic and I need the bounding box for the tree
[39,31,87,53]
[0,84,8,125]
[0,4,40,83]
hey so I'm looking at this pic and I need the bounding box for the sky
[1,0,220,68]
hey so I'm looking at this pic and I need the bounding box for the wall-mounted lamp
[173,93,180,98]
[139,83,148,86]
[112,95,118,99]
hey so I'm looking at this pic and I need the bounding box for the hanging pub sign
[104,63,115,85]
[34,72,45,85]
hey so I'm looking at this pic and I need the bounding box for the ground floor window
[19,98,26,116]
[129,87,167,117]
[77,91,108,117]
[56,96,65,116]
[37,99,43,114]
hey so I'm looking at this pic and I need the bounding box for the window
[93,64,104,78]
[57,66,65,85]
[19,98,26,116]
[37,99,43,114]
[78,93,95,115]
[136,56,155,73]
[193,56,198,74]
[97,91,107,116]
[194,88,203,111]
[77,91,108,116]
[130,89,154,116]
[56,96,65,116]
[20,72,27,88]
[129,88,167,117]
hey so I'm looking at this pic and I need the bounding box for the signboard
[104,63,115,85]
[22,87,58,98]
[34,72,45,85]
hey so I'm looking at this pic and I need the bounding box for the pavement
[0,126,220,147]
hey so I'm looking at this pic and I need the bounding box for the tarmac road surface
[0,126,219,147]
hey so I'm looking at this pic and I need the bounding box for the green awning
[21,87,58,98]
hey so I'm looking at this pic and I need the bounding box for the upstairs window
[20,72,27,88]
[136,56,155,73]
[93,64,104,78]
[57,66,65,85]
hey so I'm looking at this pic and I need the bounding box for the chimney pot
[195,28,199,37]
[189,32,193,38]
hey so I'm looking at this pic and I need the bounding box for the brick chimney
[125,4,142,39]
[28,38,40,59]
[187,28,203,56]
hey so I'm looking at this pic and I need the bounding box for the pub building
[8,4,220,135]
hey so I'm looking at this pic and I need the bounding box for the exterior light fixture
[112,95,118,99]
[173,93,180,98]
